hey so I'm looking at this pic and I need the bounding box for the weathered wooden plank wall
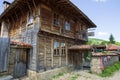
[0,38,10,72]
[13,49,27,78]
[37,32,77,72]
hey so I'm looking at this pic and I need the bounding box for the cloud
[97,32,108,36]
[93,0,107,2]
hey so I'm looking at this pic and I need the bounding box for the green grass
[100,62,120,77]
[49,72,67,80]
[70,74,81,80]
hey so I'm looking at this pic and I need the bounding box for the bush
[100,62,120,77]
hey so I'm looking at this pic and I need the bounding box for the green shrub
[51,72,66,79]
[100,62,120,77]
[70,74,81,80]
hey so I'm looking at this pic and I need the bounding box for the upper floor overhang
[0,0,97,28]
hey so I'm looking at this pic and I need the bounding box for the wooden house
[0,0,96,78]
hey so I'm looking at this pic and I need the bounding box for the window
[53,41,66,56]
[65,21,70,30]
[54,41,60,56]
[28,12,34,24]
[61,43,66,56]
[54,13,60,26]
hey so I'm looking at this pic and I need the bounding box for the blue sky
[0,0,120,41]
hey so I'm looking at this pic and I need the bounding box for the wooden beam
[51,39,54,68]
[66,41,68,65]
[59,41,62,66]
[44,38,47,70]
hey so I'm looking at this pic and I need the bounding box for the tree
[109,34,115,44]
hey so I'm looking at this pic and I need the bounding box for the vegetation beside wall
[100,62,120,77]
[87,38,120,46]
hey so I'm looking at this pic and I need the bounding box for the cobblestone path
[51,70,120,80]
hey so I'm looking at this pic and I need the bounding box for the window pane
[54,41,60,56]
[54,13,60,26]
[65,21,70,30]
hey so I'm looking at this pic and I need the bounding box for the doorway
[13,49,30,78]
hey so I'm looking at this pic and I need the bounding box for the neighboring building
[91,44,120,74]
[0,0,96,79]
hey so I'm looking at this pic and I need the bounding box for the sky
[0,0,120,41]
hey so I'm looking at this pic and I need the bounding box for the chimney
[3,0,11,10]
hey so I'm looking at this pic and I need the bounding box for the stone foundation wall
[28,66,73,80]
[91,57,102,74]
[91,56,119,74]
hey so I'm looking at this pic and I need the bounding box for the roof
[93,45,106,49]
[10,41,32,48]
[92,52,118,57]
[106,44,120,51]
[0,0,96,28]
[69,45,92,50]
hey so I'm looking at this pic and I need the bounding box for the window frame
[61,42,66,56]
[53,13,60,27]
[65,21,70,30]
[54,41,60,56]
[53,40,66,56]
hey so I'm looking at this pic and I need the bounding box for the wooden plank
[44,38,46,70]
[59,41,62,66]
[66,41,68,65]
[51,39,54,68]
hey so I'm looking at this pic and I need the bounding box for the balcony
[75,30,88,41]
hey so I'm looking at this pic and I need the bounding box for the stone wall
[91,57,102,74]
[91,55,119,74]
[27,66,73,80]
[103,56,119,67]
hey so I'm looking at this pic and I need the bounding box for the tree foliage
[109,34,115,44]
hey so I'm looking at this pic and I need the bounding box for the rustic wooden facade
[0,0,96,77]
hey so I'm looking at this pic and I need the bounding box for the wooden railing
[75,30,88,41]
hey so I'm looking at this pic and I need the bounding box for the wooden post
[44,38,46,70]
[51,39,54,68]
[51,12,54,31]
[66,41,68,65]
[59,41,62,66]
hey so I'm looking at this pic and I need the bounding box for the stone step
[0,75,13,80]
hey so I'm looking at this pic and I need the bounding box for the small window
[54,13,60,26]
[65,21,70,30]
[61,43,66,56]
[54,41,60,56]
[28,12,34,24]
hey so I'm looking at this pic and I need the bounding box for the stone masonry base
[27,66,73,80]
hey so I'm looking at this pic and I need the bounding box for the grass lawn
[100,62,120,77]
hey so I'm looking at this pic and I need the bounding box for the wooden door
[14,49,28,78]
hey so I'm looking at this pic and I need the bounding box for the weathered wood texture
[2,1,88,73]
[0,38,10,72]
[40,4,88,41]
[13,49,27,78]
[68,50,83,69]
[37,32,78,72]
